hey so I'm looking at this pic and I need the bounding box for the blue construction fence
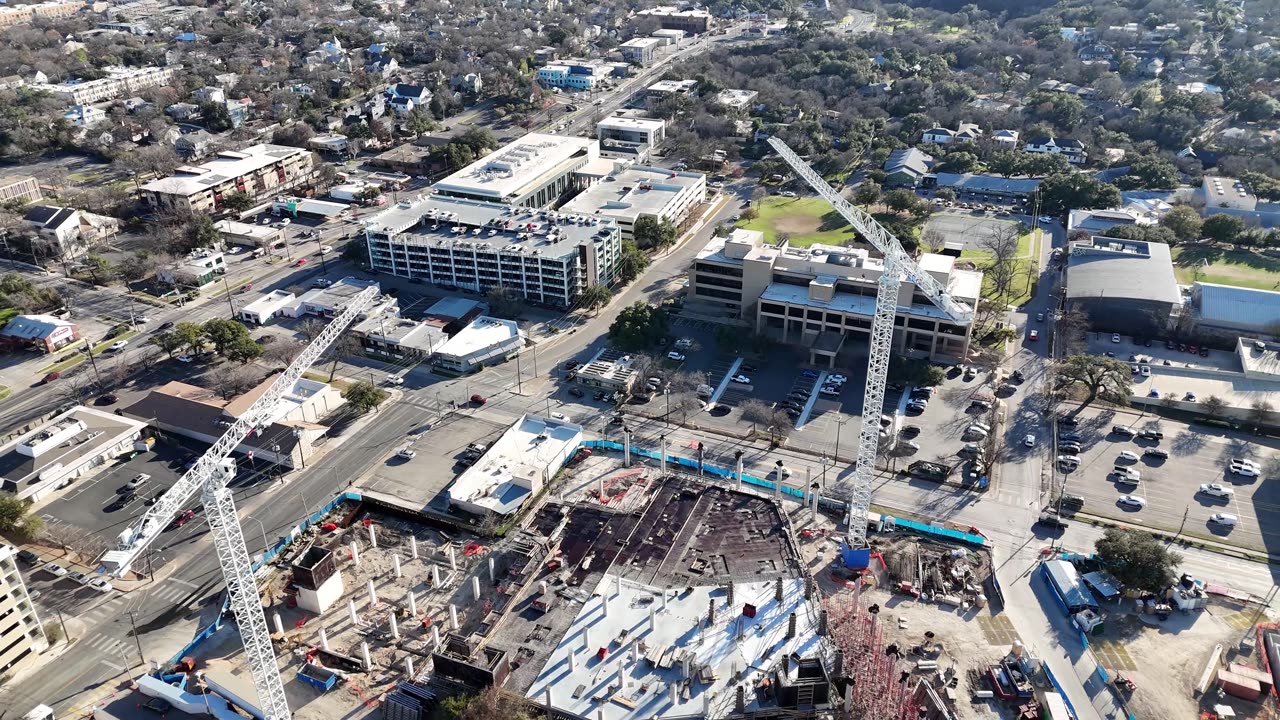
[1041,663,1081,720]
[165,492,363,668]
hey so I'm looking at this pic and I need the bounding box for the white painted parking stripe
[98,658,124,672]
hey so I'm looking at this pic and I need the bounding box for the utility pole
[316,238,329,272]
[515,351,523,394]
[220,276,236,319]
[83,338,104,388]
[127,611,145,664]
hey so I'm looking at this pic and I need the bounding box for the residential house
[857,81,892,98]
[63,105,106,128]
[1139,56,1164,77]
[883,148,934,187]
[1024,136,1087,165]
[192,86,225,104]
[384,83,431,109]
[166,102,201,120]
[157,249,226,288]
[1078,44,1115,62]
[22,205,118,259]
[0,75,25,91]
[364,54,399,78]
[992,129,1020,147]
[921,123,982,145]
[175,130,218,160]
[451,73,483,95]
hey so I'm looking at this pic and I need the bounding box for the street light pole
[246,516,270,555]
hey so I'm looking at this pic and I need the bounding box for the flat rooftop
[365,194,617,259]
[435,316,521,360]
[140,144,305,196]
[423,296,486,322]
[597,116,666,131]
[448,414,582,515]
[214,219,280,239]
[431,133,595,201]
[561,166,703,219]
[352,313,445,352]
[526,575,821,720]
[0,406,146,498]
[295,276,381,308]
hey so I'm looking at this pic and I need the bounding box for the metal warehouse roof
[1197,282,1280,331]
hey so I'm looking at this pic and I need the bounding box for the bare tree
[262,341,303,367]
[298,318,326,343]
[978,224,1022,303]
[207,365,260,400]
[327,334,365,382]
[1247,400,1273,431]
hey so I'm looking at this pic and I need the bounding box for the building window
[695,262,743,277]
[787,306,803,318]
[907,317,935,331]
[806,309,823,321]
[825,312,842,325]
[694,286,739,300]
[772,273,809,287]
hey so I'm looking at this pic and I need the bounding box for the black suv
[1143,448,1169,459]
[1139,430,1164,441]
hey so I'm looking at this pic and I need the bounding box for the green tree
[1037,174,1122,216]
[200,102,234,133]
[485,287,523,319]
[1053,354,1132,404]
[402,109,439,135]
[616,240,650,283]
[1160,205,1203,243]
[854,181,881,206]
[343,380,388,414]
[150,330,186,358]
[188,215,221,249]
[81,255,113,285]
[355,186,383,205]
[888,357,945,387]
[202,318,254,356]
[221,192,254,213]
[884,189,919,213]
[580,284,612,315]
[1095,527,1182,593]
[457,127,498,154]
[225,336,264,364]
[933,187,955,203]
[633,216,677,251]
[1117,156,1179,190]
[0,495,43,540]
[1202,214,1246,244]
[1247,400,1273,430]
[607,302,667,351]
[173,322,206,354]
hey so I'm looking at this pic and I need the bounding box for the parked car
[819,386,840,397]
[177,354,193,363]
[1027,330,1039,341]
[1023,434,1036,447]
[126,473,150,489]
[1112,425,1136,436]
[666,352,685,361]
[1199,484,1235,498]
[1138,430,1164,441]
[731,375,751,384]
[1117,495,1147,509]
[86,577,113,593]
[801,369,820,379]
[43,562,69,577]
[67,571,88,585]
[1058,442,1082,455]
[1117,450,1139,462]
[1209,513,1238,527]
[899,424,921,437]
[16,549,39,565]
[828,374,848,384]
[1143,448,1169,460]
[470,394,486,405]
[397,448,417,460]
[568,387,584,398]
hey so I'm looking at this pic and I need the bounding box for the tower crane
[100,284,383,720]
[768,138,974,551]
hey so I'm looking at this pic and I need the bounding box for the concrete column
[630,643,639,663]
[449,604,459,630]
[368,579,378,607]
[389,612,399,640]
[649,607,655,632]
[408,593,417,617]
[319,627,330,651]
[432,625,441,647]
[623,430,631,468]
[350,541,360,566]
[432,564,441,588]
[735,454,744,488]
[545,688,553,710]
[660,436,667,476]
[393,555,402,578]
[598,474,604,499]
[662,588,669,610]
[361,641,372,670]
[409,535,418,560]
[703,693,711,715]
[615,574,622,596]
[603,591,610,617]
[488,557,495,582]
[583,626,592,651]
[272,612,284,635]
[471,576,481,602]
[347,599,359,625]
[448,545,457,571]
[368,524,377,548]
[569,649,578,671]
[669,682,677,706]
[405,656,414,678]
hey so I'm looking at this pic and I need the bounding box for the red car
[170,509,196,529]
[41,371,60,384]
[470,394,487,405]
[294,259,308,267]
[1028,330,1039,341]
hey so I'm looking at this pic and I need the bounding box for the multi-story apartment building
[688,230,982,364]
[432,134,598,209]
[364,195,621,309]
[636,6,712,33]
[0,544,49,677]
[0,0,80,28]
[139,144,314,214]
[618,37,661,65]
[0,176,42,205]
[34,66,179,105]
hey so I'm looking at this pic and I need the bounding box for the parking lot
[1052,406,1280,552]
[923,211,1026,252]
[891,370,1002,477]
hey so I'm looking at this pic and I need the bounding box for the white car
[1117,495,1147,509]
[1038,215,1053,223]
[43,562,69,578]
[1139,365,1151,377]
[1232,458,1261,469]
[127,473,150,489]
[1111,334,1121,343]
[86,577,113,593]
[318,246,333,255]
[1230,465,1260,477]
[827,374,848,384]
[385,375,404,386]
[731,375,751,384]
[176,354,193,363]
[780,191,797,198]
[397,448,417,460]
[819,386,840,396]
[227,246,242,254]
[109,340,129,352]
[666,352,685,361]
[135,316,151,324]
[550,412,567,420]
[1114,467,1141,482]
[1023,434,1036,447]
[1118,450,1139,462]
[1209,513,1238,527]
[1199,483,1235,498]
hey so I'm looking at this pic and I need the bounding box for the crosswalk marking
[83,633,125,652]
[168,577,198,589]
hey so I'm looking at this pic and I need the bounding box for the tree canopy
[1053,354,1131,404]
[1095,528,1181,593]
[1037,174,1122,216]
[608,302,668,351]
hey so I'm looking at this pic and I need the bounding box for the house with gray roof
[883,148,933,187]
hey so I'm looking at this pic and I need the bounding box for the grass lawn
[959,230,1034,261]
[739,196,856,248]
[39,330,140,375]
[1171,244,1280,291]
[303,370,354,392]
[964,230,1042,307]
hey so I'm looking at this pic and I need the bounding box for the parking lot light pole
[246,516,269,555]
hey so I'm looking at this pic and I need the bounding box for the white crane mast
[100,284,383,720]
[768,138,973,547]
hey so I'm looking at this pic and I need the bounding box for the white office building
[432,316,524,373]
[596,116,666,147]
[561,164,706,241]
[432,133,598,208]
[364,195,622,309]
